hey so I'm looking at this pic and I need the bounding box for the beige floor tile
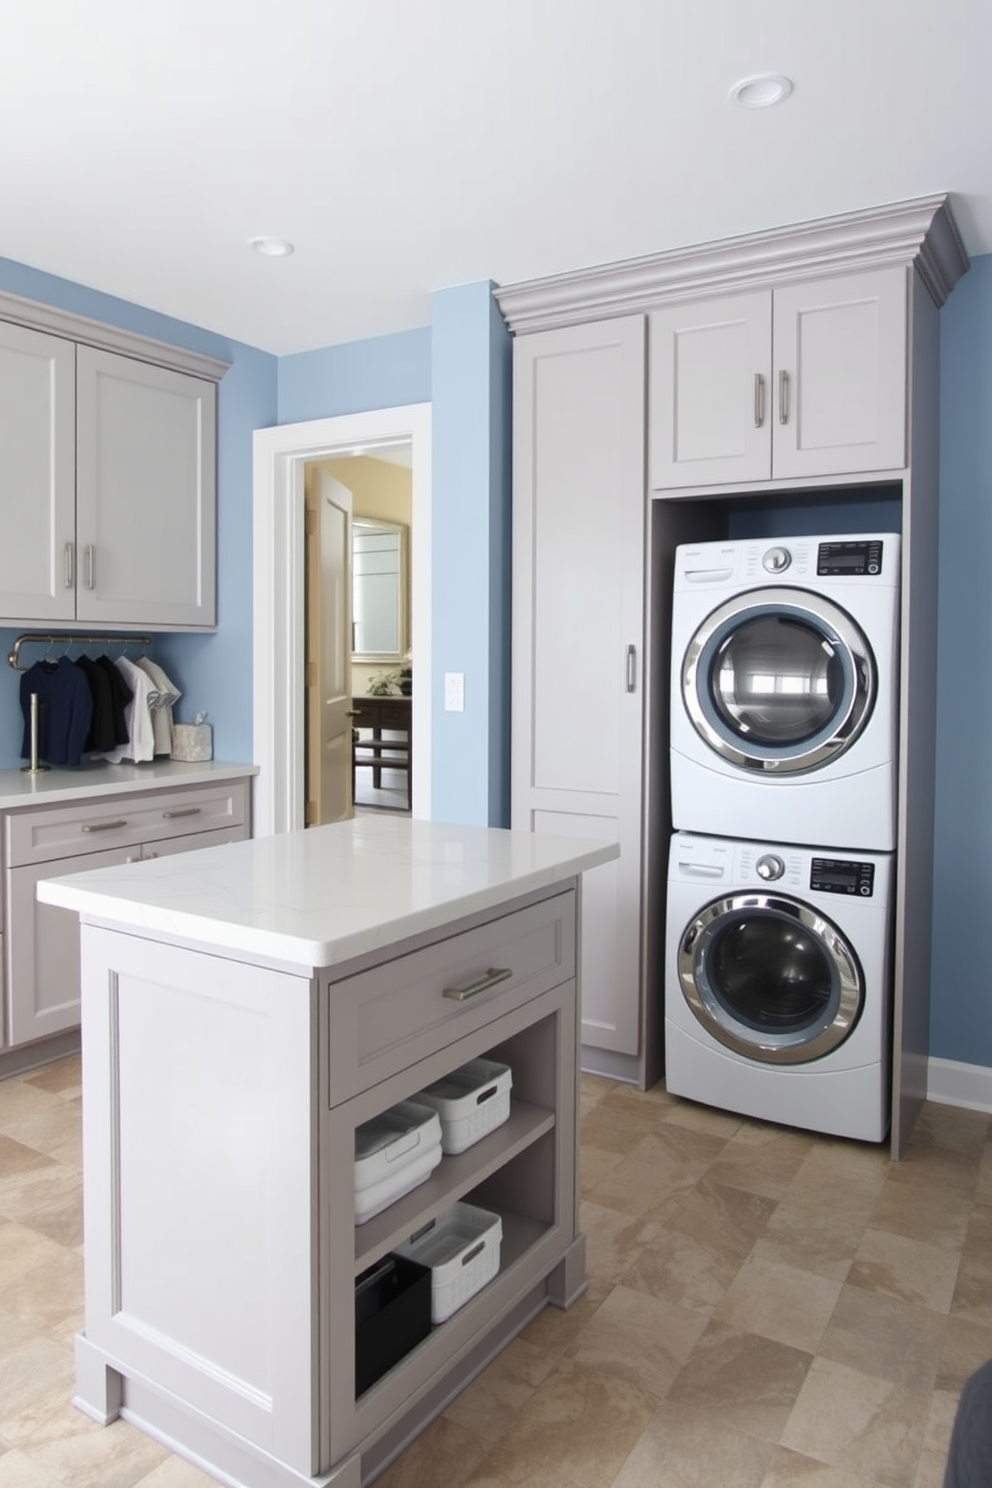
[664,1176,779,1269]
[868,1173,973,1251]
[0,1449,64,1487]
[622,1225,741,1314]
[706,1126,815,1201]
[462,1438,587,1488]
[564,1282,708,1396]
[0,1165,83,1250]
[909,1104,989,1158]
[753,1203,863,1284]
[0,1223,70,1290]
[578,1099,670,1155]
[713,1253,843,1354]
[443,1337,557,1440]
[934,1313,992,1394]
[656,1095,745,1140]
[847,1227,960,1313]
[817,1285,948,1393]
[0,1139,54,1184]
[23,1059,82,1102]
[885,1142,981,1201]
[781,1355,930,1487]
[0,1247,84,1347]
[761,1444,879,1486]
[582,1153,699,1225]
[785,1144,889,1223]
[132,1457,221,1487]
[492,1357,657,1488]
[913,1389,960,1488]
[372,1415,489,1488]
[0,1345,76,1451]
[578,1144,625,1197]
[577,1202,659,1286]
[611,1397,775,1487]
[0,1328,75,1436]
[519,1281,609,1355]
[666,1319,814,1442]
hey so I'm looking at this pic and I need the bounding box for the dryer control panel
[817,539,885,577]
[810,858,875,897]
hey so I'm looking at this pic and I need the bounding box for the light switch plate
[444,672,465,712]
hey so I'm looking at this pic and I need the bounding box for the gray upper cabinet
[0,302,226,631]
[75,348,216,628]
[0,322,77,623]
[649,267,908,491]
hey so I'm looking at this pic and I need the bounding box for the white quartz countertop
[37,816,619,970]
[0,759,258,811]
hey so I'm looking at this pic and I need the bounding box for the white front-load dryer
[670,532,900,850]
[665,832,893,1142]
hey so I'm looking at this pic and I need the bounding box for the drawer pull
[162,807,202,819]
[81,819,128,833]
[442,967,512,1002]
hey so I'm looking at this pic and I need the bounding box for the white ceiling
[2,0,989,356]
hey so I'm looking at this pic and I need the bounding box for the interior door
[305,468,353,825]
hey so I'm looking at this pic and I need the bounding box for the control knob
[755,854,785,882]
[762,546,792,574]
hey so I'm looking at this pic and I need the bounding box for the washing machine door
[677,892,864,1064]
[682,587,876,774]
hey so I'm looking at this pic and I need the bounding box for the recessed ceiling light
[729,74,793,109]
[247,235,295,258]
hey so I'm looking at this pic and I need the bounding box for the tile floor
[1,1057,988,1488]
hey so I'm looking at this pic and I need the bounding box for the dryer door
[677,892,864,1064]
[682,587,876,774]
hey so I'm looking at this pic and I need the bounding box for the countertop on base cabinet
[40,817,617,1488]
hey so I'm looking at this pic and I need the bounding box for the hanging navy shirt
[19,658,94,767]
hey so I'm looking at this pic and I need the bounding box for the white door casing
[252,405,432,837]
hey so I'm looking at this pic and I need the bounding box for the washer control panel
[810,858,875,897]
[817,539,884,577]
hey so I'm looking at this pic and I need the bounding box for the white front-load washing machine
[665,832,893,1142]
[670,532,900,851]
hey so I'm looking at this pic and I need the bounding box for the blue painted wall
[277,328,431,424]
[931,253,992,1065]
[0,255,277,770]
[429,282,512,827]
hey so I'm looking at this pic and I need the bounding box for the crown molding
[494,194,970,335]
[0,289,231,381]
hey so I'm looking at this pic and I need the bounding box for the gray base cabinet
[73,881,584,1488]
[2,776,250,1052]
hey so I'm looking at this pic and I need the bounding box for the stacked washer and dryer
[665,533,900,1142]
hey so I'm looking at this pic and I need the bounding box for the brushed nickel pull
[779,369,790,425]
[64,542,75,590]
[754,373,765,428]
[625,644,637,694]
[443,967,512,1002]
[85,544,95,589]
[81,819,128,833]
[162,807,202,819]
[345,709,361,717]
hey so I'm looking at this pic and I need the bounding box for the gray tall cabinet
[498,194,968,1154]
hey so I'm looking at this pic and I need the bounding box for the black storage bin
[355,1253,431,1396]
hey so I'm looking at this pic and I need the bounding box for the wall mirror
[351,519,408,662]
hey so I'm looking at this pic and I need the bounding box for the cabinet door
[649,292,772,490]
[772,268,907,479]
[0,322,76,623]
[6,843,137,1046]
[76,347,217,627]
[511,317,645,1058]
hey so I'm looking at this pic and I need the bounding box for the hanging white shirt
[134,657,182,757]
[91,657,156,763]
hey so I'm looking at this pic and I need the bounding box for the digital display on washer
[810,858,875,897]
[817,540,883,577]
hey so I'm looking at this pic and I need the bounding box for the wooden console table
[351,695,411,809]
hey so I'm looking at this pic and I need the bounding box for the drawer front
[326,889,575,1103]
[5,781,249,867]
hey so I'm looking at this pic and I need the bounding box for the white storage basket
[354,1101,442,1225]
[393,1202,502,1323]
[416,1058,512,1154]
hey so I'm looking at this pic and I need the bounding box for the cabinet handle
[85,544,95,589]
[81,819,128,833]
[779,370,790,425]
[625,644,637,694]
[753,373,765,428]
[162,807,202,819]
[63,542,75,590]
[443,967,512,1002]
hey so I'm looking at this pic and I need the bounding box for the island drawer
[325,888,575,1103]
[5,780,249,867]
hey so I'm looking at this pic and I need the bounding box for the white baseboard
[927,1057,992,1114]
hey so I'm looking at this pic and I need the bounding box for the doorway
[252,404,432,838]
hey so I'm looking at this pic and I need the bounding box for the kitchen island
[39,816,618,1488]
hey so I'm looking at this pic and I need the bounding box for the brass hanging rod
[6,632,153,672]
